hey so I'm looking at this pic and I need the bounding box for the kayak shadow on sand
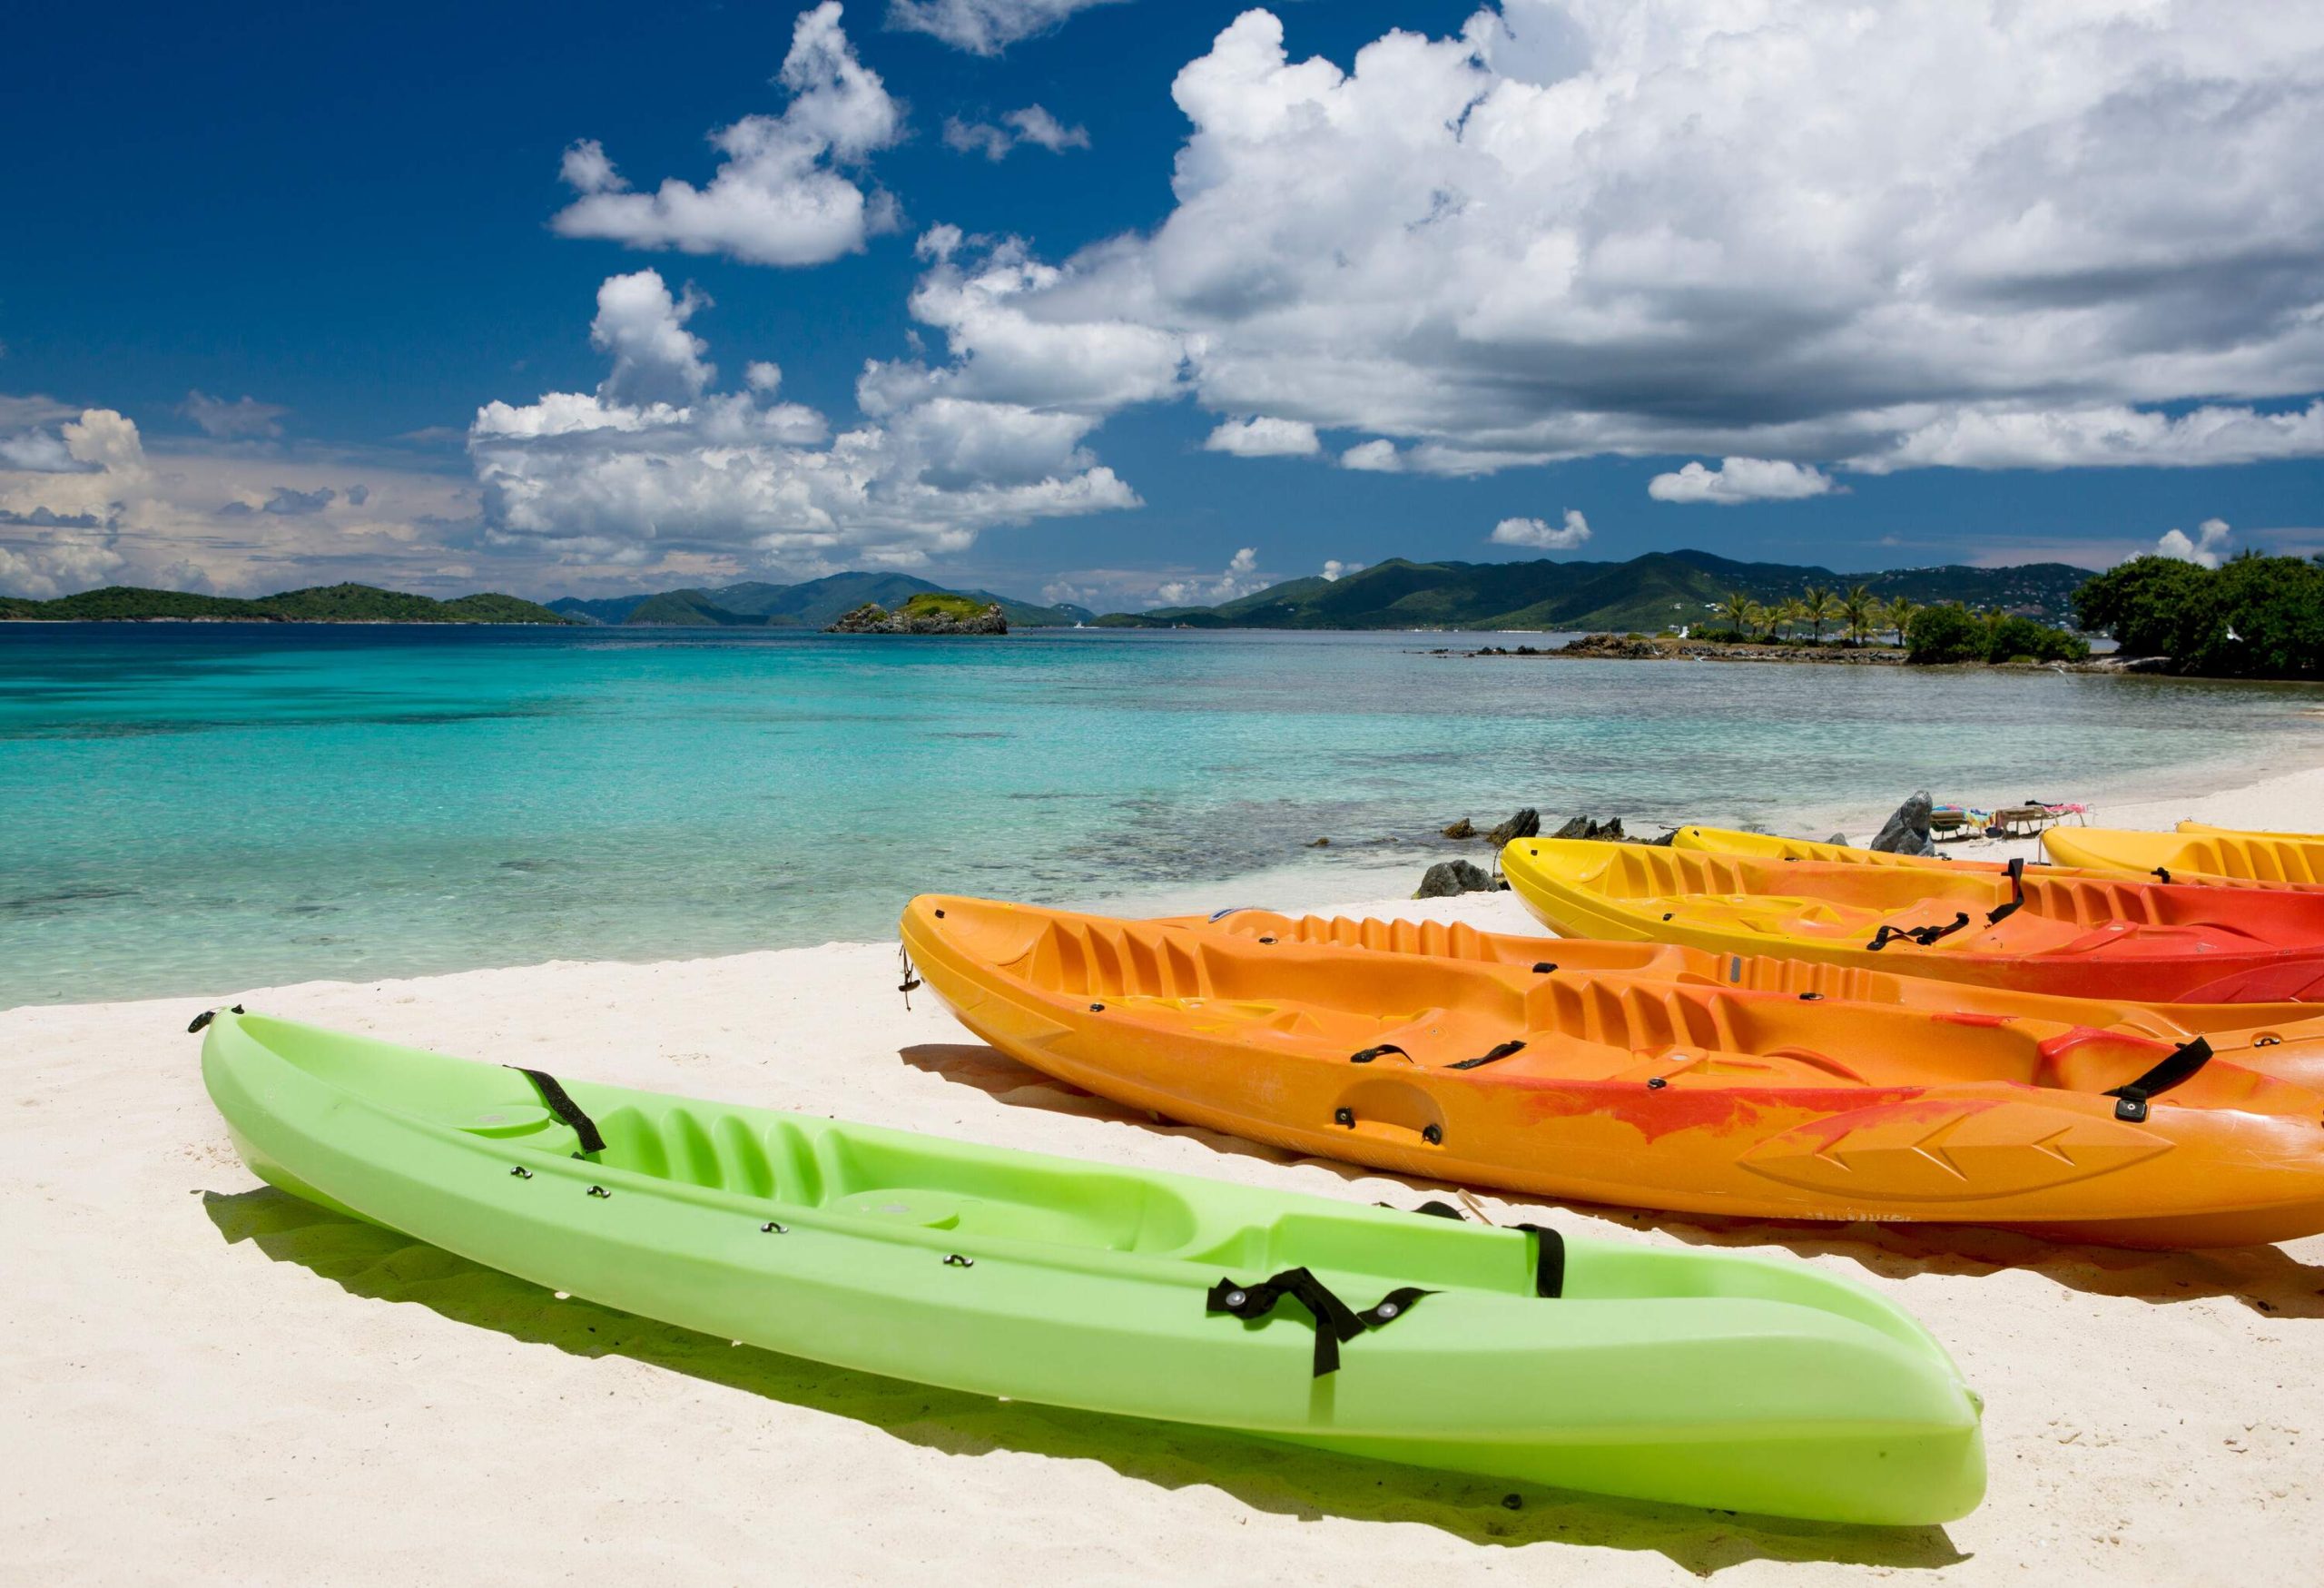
[899,1041,2324,1322]
[202,1183,1963,1574]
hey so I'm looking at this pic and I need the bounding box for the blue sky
[5,0,2321,607]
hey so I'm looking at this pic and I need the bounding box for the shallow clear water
[4,622,2317,1006]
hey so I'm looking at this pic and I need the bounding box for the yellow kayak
[1499,838,2324,1002]
[2179,821,2324,841]
[2043,827,2324,888]
[1677,824,2309,891]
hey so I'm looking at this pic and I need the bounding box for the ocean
[5,621,2317,1007]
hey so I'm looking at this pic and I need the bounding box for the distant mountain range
[1,553,2097,634]
[547,571,1094,629]
[1090,551,2095,631]
[0,582,573,625]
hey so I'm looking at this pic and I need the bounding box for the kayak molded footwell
[200,1010,1984,1526]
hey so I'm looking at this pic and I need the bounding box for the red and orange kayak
[902,895,2324,1248]
[1169,906,2324,1081]
[1501,840,2324,1003]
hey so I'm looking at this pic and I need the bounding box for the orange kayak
[1169,907,2324,1084]
[902,895,2324,1248]
[1502,839,2324,1003]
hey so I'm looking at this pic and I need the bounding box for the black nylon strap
[2153,866,2172,885]
[2104,1037,2215,1122]
[1513,1223,1567,1297]
[507,1066,606,1156]
[1866,911,1972,952]
[1206,1267,1435,1376]
[1985,858,2026,926]
[1350,1044,1413,1065]
[1448,1039,1528,1071]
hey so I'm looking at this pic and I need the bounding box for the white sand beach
[9,765,2324,1585]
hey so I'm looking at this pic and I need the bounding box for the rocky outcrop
[1485,808,1541,845]
[825,601,1008,636]
[1440,817,1476,840]
[1415,859,1500,899]
[1870,791,1937,856]
[1551,814,1626,842]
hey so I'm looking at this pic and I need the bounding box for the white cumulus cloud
[1153,545,1265,607]
[179,390,288,439]
[944,104,1091,160]
[945,3,2324,478]
[551,4,901,268]
[1339,439,1402,472]
[888,0,1124,55]
[1850,401,2324,473]
[2156,517,2235,568]
[1648,458,1839,505]
[1203,415,1319,457]
[1490,509,1591,551]
[1321,558,1362,581]
[468,269,1140,574]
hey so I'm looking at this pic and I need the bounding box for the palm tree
[1718,590,1755,638]
[1881,595,1920,646]
[1799,585,1839,645]
[1772,597,1807,641]
[1742,599,1771,640]
[1839,584,1875,646]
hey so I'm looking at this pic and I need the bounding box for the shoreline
[8,760,2324,1583]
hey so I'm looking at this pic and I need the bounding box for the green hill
[549,571,1092,629]
[0,582,576,625]
[1096,551,2094,631]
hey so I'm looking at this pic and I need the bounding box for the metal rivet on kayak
[761,1221,787,1234]
[1647,1077,1668,1090]
[1799,992,1823,1001]
[943,1253,973,1267]
[1531,962,1557,973]
[587,1185,610,1198]
[2257,1035,2282,1047]
[1375,1300,1400,1320]
[1259,936,1275,944]
[1502,1494,1522,1512]
[933,908,945,918]
[1422,1124,1443,1145]
[1090,1002,1105,1012]
[1225,1289,1247,1308]
[1334,1107,1354,1128]
[1662,912,1674,922]
[510,1166,533,1179]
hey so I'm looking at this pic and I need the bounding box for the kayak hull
[202,1011,1985,1526]
[905,897,2324,1248]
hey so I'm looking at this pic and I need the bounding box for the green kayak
[199,1009,1985,1525]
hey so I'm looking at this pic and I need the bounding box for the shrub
[1984,613,2090,664]
[2075,553,2324,678]
[1904,604,1985,664]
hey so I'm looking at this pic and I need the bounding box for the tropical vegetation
[1904,604,2090,665]
[2073,552,2324,680]
[0,583,575,625]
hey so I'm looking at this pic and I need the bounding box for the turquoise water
[5,623,2319,1007]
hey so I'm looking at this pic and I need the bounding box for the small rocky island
[824,593,1009,635]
